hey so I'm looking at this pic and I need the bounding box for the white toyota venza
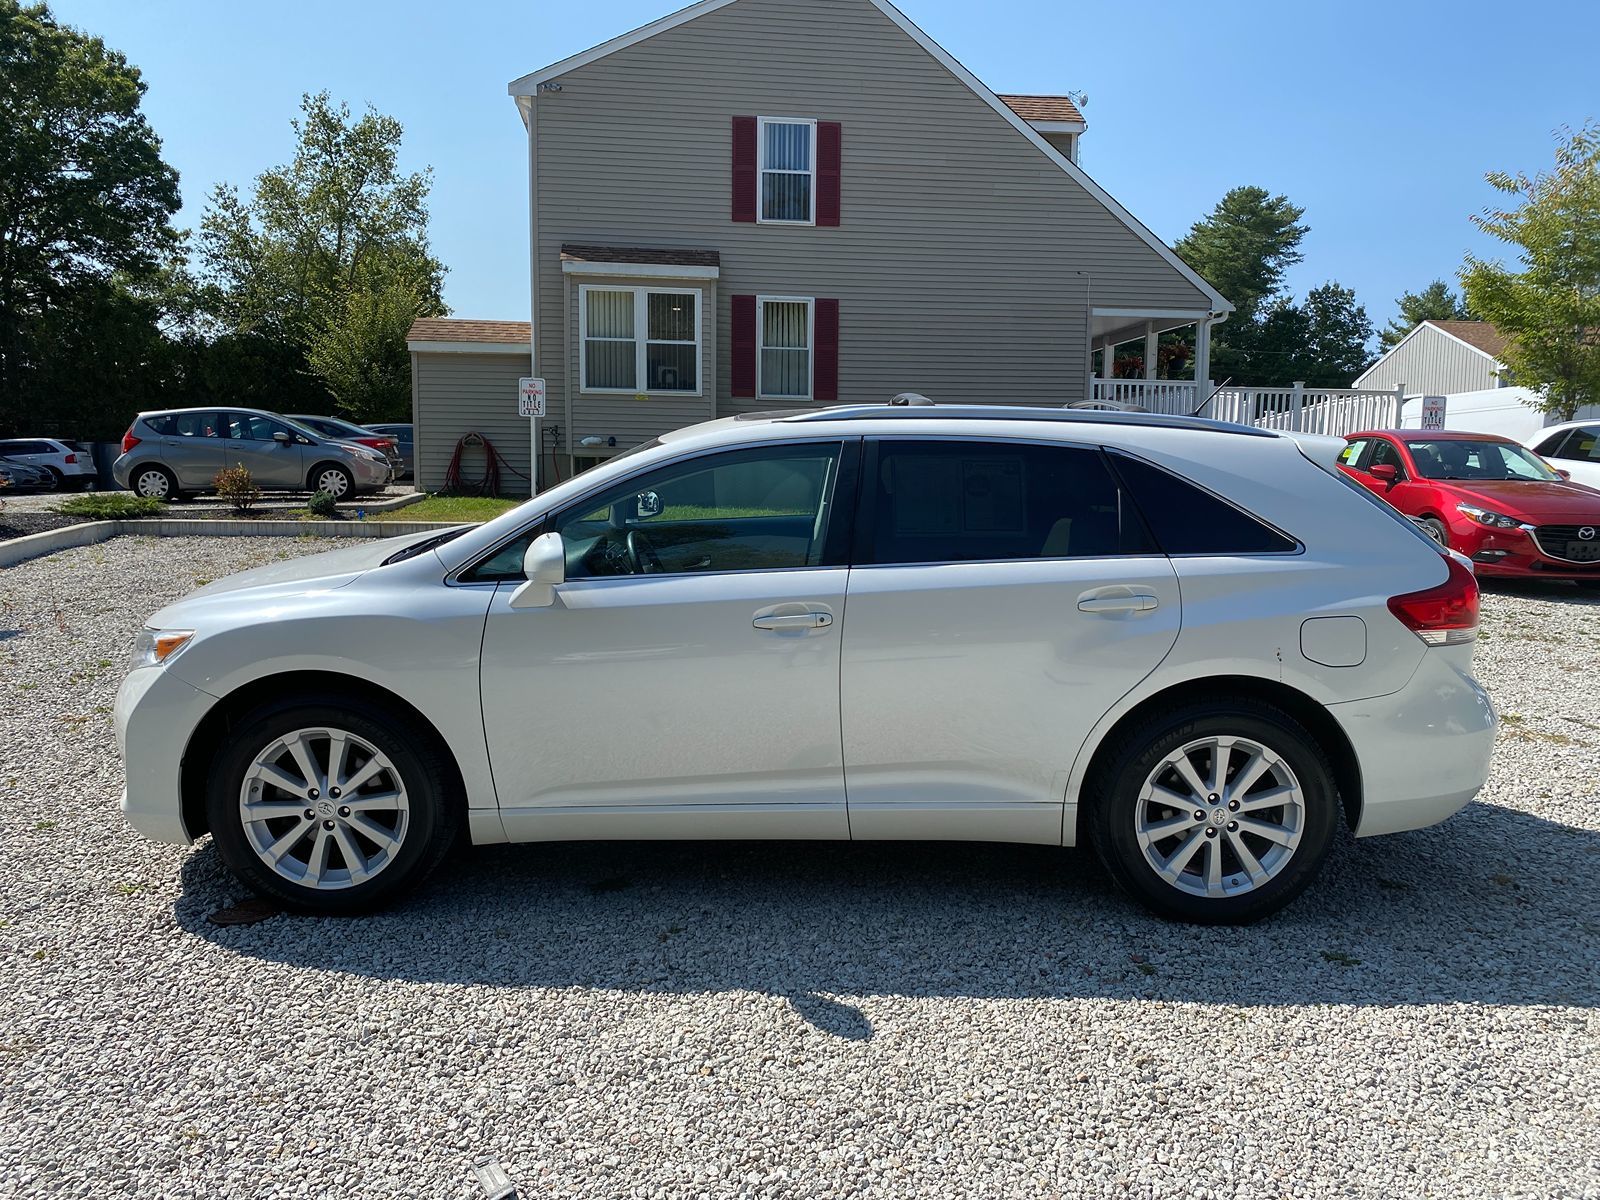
[117,406,1496,923]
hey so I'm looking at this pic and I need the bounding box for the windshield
[1407,439,1561,482]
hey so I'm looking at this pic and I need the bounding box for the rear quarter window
[1110,452,1299,555]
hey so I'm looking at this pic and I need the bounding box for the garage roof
[407,318,532,347]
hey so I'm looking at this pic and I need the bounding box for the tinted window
[1545,428,1600,463]
[1368,439,1406,474]
[149,412,220,438]
[226,413,294,441]
[1338,438,1368,467]
[862,441,1150,566]
[550,442,844,579]
[1110,453,1298,555]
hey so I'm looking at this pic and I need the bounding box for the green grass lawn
[372,495,523,523]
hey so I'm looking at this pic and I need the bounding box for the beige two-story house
[410,0,1229,493]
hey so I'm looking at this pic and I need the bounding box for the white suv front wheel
[206,697,459,914]
[1087,700,1339,924]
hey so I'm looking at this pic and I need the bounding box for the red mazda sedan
[1339,429,1600,583]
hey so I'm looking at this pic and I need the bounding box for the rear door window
[1338,439,1369,468]
[1109,452,1298,555]
[159,412,221,438]
[859,440,1152,565]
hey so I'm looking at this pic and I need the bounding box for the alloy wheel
[1134,734,1305,899]
[238,726,410,890]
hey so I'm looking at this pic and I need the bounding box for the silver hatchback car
[114,408,393,500]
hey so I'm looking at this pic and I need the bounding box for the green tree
[1176,187,1309,323]
[196,91,445,420]
[1297,282,1376,386]
[0,0,181,431]
[1462,124,1600,421]
[1173,187,1309,383]
[1379,279,1471,350]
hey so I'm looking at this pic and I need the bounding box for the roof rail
[781,404,1277,438]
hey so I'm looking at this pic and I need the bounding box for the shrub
[56,493,164,520]
[306,489,339,518]
[213,463,261,515]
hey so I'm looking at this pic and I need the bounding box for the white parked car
[1526,421,1600,490]
[117,406,1496,924]
[0,437,95,490]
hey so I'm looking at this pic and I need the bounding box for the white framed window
[579,286,700,394]
[758,117,816,224]
[758,296,813,400]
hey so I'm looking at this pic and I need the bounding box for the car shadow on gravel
[172,799,1600,1035]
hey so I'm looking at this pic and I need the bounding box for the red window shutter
[814,298,840,402]
[817,122,842,227]
[732,295,758,397]
[731,117,758,223]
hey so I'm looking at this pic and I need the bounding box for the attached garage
[408,319,534,496]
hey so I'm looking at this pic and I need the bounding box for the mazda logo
[1582,527,1596,541]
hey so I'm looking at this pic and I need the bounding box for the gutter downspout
[517,93,541,496]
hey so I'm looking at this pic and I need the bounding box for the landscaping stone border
[0,517,467,569]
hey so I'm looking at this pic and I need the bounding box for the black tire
[1419,517,1449,547]
[1085,698,1339,925]
[308,463,353,500]
[130,464,178,501]
[206,696,460,914]
[44,466,64,490]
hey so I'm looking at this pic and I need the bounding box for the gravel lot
[2,536,1598,1199]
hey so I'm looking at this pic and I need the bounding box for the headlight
[131,628,194,669]
[1456,503,1523,530]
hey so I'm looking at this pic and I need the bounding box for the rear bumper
[116,664,218,845]
[1330,647,1496,837]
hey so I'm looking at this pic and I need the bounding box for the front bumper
[1330,646,1496,837]
[351,456,393,490]
[1452,523,1600,580]
[115,664,219,845]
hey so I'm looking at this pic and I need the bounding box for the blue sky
[53,0,1600,334]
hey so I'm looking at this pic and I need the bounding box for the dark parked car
[286,415,404,478]
[0,456,56,490]
[364,423,414,480]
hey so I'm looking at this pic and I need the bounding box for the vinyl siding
[530,0,1208,437]
[411,351,534,496]
[1356,324,1500,395]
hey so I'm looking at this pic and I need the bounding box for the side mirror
[272,431,291,444]
[635,490,663,519]
[1369,463,1399,484]
[508,532,565,609]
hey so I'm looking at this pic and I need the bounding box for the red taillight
[1388,554,1479,646]
[63,453,77,464]
[356,437,391,451]
[120,427,141,455]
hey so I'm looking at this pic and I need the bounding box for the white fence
[1089,379,1403,437]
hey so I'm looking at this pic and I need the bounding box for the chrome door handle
[1077,593,1159,614]
[753,612,834,631]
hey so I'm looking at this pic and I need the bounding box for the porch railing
[1090,379,1404,438]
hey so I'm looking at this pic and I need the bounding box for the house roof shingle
[1426,320,1510,360]
[997,94,1085,125]
[560,244,721,268]
[407,318,531,345]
